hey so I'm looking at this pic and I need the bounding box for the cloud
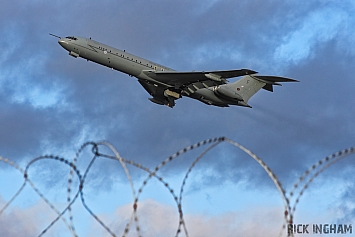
[0,196,67,237]
[0,0,355,217]
[274,6,349,66]
[91,199,283,237]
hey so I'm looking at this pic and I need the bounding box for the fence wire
[1,137,354,237]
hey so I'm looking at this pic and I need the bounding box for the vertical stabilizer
[227,75,266,103]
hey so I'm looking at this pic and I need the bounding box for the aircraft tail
[227,75,298,104]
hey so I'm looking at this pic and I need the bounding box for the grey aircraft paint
[55,35,298,108]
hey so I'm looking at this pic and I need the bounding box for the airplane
[51,34,298,108]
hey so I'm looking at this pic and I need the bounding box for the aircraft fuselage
[59,36,174,85]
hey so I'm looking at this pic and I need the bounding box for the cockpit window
[65,36,77,40]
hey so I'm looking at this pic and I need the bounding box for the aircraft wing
[142,69,257,86]
[139,68,257,108]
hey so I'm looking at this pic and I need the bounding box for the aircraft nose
[58,38,71,51]
[58,38,67,47]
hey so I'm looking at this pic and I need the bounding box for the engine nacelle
[215,86,243,101]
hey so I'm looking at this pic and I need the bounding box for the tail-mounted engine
[214,85,243,101]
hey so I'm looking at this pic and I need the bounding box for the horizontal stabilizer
[252,75,299,83]
[251,75,299,92]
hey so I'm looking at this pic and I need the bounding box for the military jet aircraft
[52,34,298,108]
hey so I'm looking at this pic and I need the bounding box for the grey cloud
[99,199,283,237]
[0,0,355,195]
[0,197,43,237]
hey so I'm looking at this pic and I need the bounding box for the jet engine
[214,85,243,101]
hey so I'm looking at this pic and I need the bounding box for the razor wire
[1,137,354,237]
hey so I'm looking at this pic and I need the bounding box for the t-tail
[216,75,298,107]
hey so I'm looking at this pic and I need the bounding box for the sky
[1,0,355,236]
